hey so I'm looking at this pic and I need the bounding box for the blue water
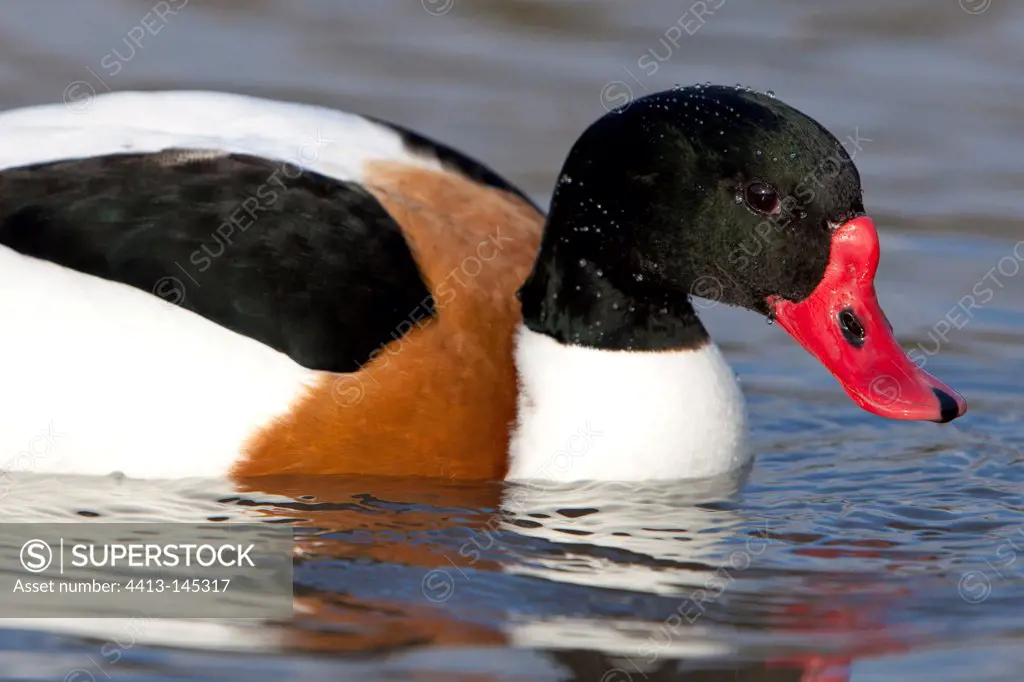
[0,1,1021,680]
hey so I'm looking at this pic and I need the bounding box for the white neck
[507,326,749,481]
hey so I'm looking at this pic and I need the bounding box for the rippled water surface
[0,1,1022,680]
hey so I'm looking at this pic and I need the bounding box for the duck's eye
[743,182,779,214]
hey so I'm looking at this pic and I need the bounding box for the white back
[0,90,444,180]
[507,326,750,481]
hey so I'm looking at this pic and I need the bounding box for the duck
[0,85,966,482]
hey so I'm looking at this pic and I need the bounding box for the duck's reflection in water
[252,470,870,679]
[0,472,914,680]
[497,473,849,680]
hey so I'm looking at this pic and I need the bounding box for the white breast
[507,326,750,481]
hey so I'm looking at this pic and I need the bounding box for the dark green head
[520,84,865,349]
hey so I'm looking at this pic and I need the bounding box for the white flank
[0,246,319,478]
[507,326,750,481]
[0,90,444,180]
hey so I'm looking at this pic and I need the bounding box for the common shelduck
[0,85,966,481]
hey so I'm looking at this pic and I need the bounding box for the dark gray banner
[0,524,293,617]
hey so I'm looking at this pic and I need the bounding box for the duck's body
[0,91,747,480]
[0,87,964,482]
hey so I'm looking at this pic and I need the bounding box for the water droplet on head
[789,153,796,159]
[766,90,776,98]
[578,258,587,267]
[596,268,603,277]
[634,273,644,282]
[755,150,763,156]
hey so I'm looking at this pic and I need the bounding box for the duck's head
[519,84,966,423]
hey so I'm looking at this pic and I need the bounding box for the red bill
[769,216,967,423]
